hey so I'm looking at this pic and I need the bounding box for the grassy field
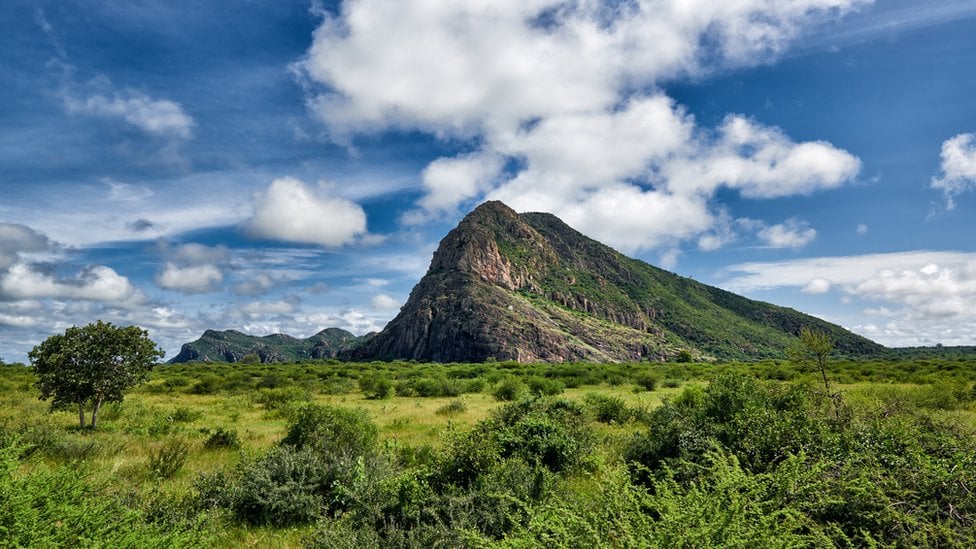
[2,354,975,547]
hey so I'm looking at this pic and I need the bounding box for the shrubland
[1,352,975,546]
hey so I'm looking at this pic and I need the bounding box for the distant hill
[168,328,366,364]
[345,201,882,363]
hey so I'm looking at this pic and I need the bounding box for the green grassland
[2,353,976,547]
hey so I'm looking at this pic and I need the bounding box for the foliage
[359,373,393,399]
[633,371,660,391]
[282,403,378,457]
[203,427,240,449]
[788,327,836,392]
[147,437,191,479]
[434,399,467,416]
[0,439,212,546]
[583,392,632,424]
[29,320,164,429]
[492,376,528,401]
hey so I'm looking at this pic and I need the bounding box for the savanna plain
[2,351,976,547]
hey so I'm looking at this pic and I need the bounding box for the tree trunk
[78,397,86,429]
[91,395,103,429]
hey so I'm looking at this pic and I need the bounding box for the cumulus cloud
[298,0,866,253]
[246,177,369,247]
[757,219,818,249]
[720,252,976,344]
[233,272,277,296]
[154,242,228,294]
[64,91,195,139]
[0,223,52,269]
[155,263,223,293]
[802,278,832,294]
[0,263,140,303]
[370,293,400,310]
[931,133,976,209]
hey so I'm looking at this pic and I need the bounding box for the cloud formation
[154,242,229,294]
[299,0,866,253]
[246,177,369,247]
[757,219,818,249]
[721,251,976,345]
[1,263,139,303]
[64,91,195,139]
[932,133,976,209]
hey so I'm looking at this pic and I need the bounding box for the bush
[282,404,378,458]
[633,372,660,391]
[0,441,212,546]
[147,438,191,479]
[203,427,240,449]
[526,376,565,396]
[435,399,468,416]
[359,374,393,399]
[583,393,632,424]
[232,445,332,526]
[440,398,595,488]
[492,377,528,401]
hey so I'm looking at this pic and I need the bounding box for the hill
[168,327,365,364]
[346,201,882,362]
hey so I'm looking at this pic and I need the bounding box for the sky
[2,0,976,363]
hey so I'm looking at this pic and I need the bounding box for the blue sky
[2,0,976,362]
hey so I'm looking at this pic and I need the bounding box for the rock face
[168,327,366,364]
[347,201,882,363]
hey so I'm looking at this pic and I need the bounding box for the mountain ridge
[345,201,881,362]
[168,327,366,364]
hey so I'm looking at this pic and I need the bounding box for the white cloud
[856,224,868,235]
[153,242,228,294]
[720,251,976,345]
[802,278,832,294]
[931,132,976,209]
[233,272,276,296]
[299,0,866,253]
[65,91,194,139]
[246,177,368,247]
[0,263,140,303]
[757,219,817,248]
[155,263,223,294]
[240,300,297,315]
[370,293,400,310]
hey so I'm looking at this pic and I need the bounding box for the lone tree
[787,327,835,393]
[29,321,164,429]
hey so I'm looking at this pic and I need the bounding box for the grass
[1,358,974,547]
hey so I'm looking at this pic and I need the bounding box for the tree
[28,321,164,429]
[787,327,834,393]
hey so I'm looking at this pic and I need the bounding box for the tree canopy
[29,321,164,429]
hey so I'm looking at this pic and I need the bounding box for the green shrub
[633,372,660,391]
[0,441,212,546]
[255,386,311,414]
[147,438,191,479]
[492,377,528,401]
[171,406,202,423]
[526,376,565,396]
[232,445,332,526]
[359,374,393,399]
[583,393,632,424]
[282,404,378,458]
[203,427,240,449]
[435,399,468,416]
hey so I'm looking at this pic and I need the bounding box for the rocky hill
[168,327,366,364]
[346,201,882,363]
